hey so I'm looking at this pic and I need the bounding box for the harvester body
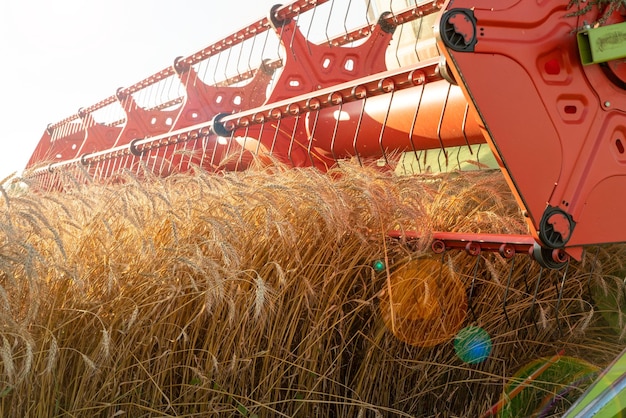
[20,1,626,413]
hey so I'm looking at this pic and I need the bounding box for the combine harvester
[22,0,626,414]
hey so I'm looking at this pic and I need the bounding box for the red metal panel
[265,10,395,103]
[27,123,84,168]
[112,90,181,149]
[76,112,122,156]
[437,0,626,254]
[173,64,272,131]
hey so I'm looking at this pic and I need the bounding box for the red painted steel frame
[436,0,626,256]
[388,230,538,255]
[215,58,483,167]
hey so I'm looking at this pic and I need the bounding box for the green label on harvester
[578,21,626,65]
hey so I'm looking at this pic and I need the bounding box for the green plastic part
[577,21,626,65]
[562,347,626,417]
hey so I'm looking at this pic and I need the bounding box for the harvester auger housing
[17,0,626,414]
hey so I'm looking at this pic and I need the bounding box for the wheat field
[0,163,625,417]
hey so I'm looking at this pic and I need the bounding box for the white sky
[0,0,281,182]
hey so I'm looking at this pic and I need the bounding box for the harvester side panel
[437,0,626,254]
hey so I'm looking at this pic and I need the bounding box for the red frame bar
[388,231,570,268]
[389,230,537,257]
[218,58,442,132]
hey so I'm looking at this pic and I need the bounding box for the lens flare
[373,260,386,273]
[379,257,467,347]
[454,326,492,364]
[498,356,599,417]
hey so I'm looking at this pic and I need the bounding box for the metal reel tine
[364,0,373,26]
[467,253,482,322]
[461,104,473,154]
[377,85,396,167]
[502,254,516,328]
[351,96,366,167]
[393,16,404,67]
[307,105,321,168]
[414,0,424,62]
[529,266,544,333]
[408,77,426,173]
[329,100,343,166]
[435,83,452,171]
[555,259,571,338]
[521,260,531,294]
[585,246,601,303]
[238,125,252,169]
[435,250,448,316]
[303,2,317,56]
[342,0,353,39]
[288,9,300,57]
[324,0,336,46]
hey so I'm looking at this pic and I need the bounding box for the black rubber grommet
[80,153,91,166]
[210,112,232,137]
[378,12,397,34]
[173,56,189,75]
[532,243,568,270]
[439,9,478,52]
[269,4,291,30]
[539,206,575,249]
[129,138,143,156]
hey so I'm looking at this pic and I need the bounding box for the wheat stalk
[0,163,624,416]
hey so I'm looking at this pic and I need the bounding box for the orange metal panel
[437,0,626,253]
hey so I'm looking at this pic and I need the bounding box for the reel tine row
[555,260,571,337]
[25,1,469,189]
